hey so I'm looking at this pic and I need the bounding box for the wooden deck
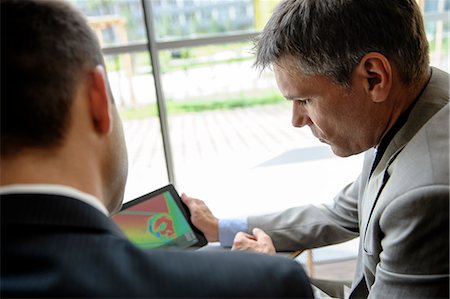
[122,102,318,171]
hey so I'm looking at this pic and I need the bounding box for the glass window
[423,0,450,72]
[73,1,170,202]
[73,0,147,47]
[104,52,169,202]
[159,42,278,105]
[151,0,255,41]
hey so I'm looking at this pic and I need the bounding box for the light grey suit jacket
[249,67,449,298]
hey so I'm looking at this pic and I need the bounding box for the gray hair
[254,0,429,87]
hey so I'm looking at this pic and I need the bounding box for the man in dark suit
[0,0,313,297]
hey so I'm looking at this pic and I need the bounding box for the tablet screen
[112,185,207,249]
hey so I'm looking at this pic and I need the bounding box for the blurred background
[72,0,449,266]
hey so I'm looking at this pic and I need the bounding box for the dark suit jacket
[1,193,313,298]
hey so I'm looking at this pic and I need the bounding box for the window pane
[73,0,147,47]
[159,42,278,104]
[105,52,169,202]
[151,0,255,40]
[424,0,450,72]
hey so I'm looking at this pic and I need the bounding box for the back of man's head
[1,0,104,157]
[255,0,429,87]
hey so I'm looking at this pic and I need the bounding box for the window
[423,0,450,72]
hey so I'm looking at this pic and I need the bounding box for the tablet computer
[112,184,207,249]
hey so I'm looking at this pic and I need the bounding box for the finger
[235,231,256,241]
[231,238,252,251]
[181,194,197,209]
[232,232,255,250]
[252,228,273,245]
[182,194,204,208]
[252,228,276,255]
[180,193,190,204]
[252,228,270,241]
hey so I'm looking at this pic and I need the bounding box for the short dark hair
[1,0,104,157]
[254,0,429,87]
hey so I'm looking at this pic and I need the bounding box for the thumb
[252,228,269,240]
[181,193,190,205]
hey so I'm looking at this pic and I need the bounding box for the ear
[356,53,392,103]
[88,65,112,135]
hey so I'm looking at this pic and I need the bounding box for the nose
[291,101,312,127]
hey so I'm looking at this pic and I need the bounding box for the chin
[330,145,356,158]
[331,144,369,157]
[331,149,352,157]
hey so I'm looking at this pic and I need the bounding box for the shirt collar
[0,184,109,216]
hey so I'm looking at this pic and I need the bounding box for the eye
[297,98,310,105]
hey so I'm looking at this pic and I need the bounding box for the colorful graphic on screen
[112,191,198,249]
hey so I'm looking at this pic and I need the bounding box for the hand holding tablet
[112,184,208,249]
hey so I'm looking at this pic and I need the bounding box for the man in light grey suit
[182,0,450,298]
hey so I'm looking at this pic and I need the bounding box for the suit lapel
[359,67,449,242]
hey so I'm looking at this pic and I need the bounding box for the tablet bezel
[118,184,208,248]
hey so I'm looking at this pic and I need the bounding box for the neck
[377,68,431,146]
[0,147,103,203]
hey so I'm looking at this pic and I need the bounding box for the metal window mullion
[101,32,259,55]
[141,0,176,186]
[102,43,148,55]
[155,32,258,50]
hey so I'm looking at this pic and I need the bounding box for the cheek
[307,105,331,129]
[309,107,350,140]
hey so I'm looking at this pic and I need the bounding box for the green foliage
[118,93,283,120]
[105,42,253,75]
[158,42,252,73]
